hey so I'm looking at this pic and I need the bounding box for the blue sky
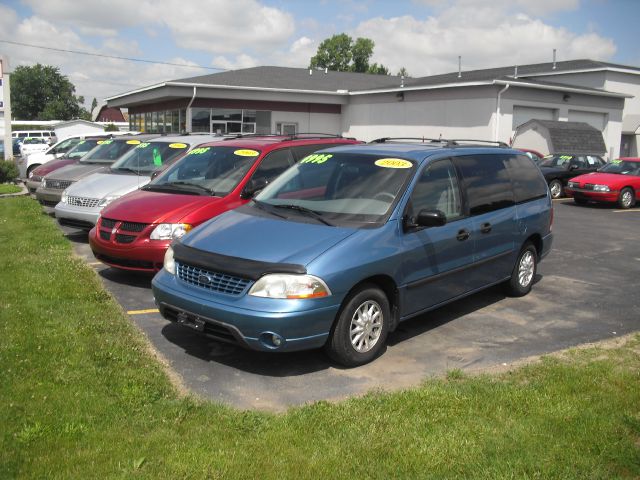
[0,0,638,104]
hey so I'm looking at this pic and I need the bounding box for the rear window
[504,154,548,203]
[80,139,137,163]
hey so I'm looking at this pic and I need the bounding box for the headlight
[41,178,46,188]
[60,189,68,203]
[593,184,610,192]
[248,274,331,299]
[567,181,578,188]
[163,246,176,274]
[150,223,192,240]
[97,195,120,207]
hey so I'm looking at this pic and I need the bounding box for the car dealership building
[106,59,640,159]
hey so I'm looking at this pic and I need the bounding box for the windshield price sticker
[234,149,259,157]
[135,142,151,149]
[300,154,333,164]
[169,143,187,149]
[612,159,622,164]
[375,158,413,169]
[187,147,210,155]
[97,139,113,145]
[126,140,141,145]
[560,155,572,160]
[77,140,86,145]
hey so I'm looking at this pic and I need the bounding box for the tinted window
[251,148,294,185]
[291,144,337,161]
[504,154,548,203]
[454,154,514,215]
[409,159,462,221]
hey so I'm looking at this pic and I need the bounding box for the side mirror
[405,209,447,230]
[241,177,268,199]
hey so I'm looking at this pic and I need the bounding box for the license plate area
[176,311,205,332]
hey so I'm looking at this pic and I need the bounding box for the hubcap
[550,182,561,198]
[349,300,383,353]
[518,251,535,287]
[622,191,632,207]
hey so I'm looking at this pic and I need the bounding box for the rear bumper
[55,202,100,229]
[89,227,168,272]
[565,188,618,203]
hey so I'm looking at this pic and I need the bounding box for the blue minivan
[152,139,553,366]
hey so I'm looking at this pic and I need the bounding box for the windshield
[62,139,101,160]
[254,153,415,226]
[539,155,574,168]
[111,141,189,175]
[22,138,47,145]
[144,146,261,196]
[79,139,137,164]
[599,159,640,176]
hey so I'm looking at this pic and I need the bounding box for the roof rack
[222,133,355,142]
[369,137,509,148]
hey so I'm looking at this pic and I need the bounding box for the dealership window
[277,122,297,135]
[192,108,210,133]
[191,108,270,134]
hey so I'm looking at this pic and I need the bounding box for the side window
[409,159,462,221]
[570,156,587,168]
[251,148,294,185]
[504,154,548,203]
[291,144,334,162]
[454,154,515,215]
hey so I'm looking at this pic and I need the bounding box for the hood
[65,171,151,199]
[569,171,633,187]
[100,189,226,224]
[33,158,77,177]
[45,163,110,181]
[181,208,356,266]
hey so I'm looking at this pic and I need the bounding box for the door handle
[480,222,492,234]
[456,229,470,241]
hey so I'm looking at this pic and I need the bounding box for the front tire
[549,179,563,199]
[505,243,537,297]
[325,284,390,367]
[618,187,636,209]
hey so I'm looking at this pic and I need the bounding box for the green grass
[1,196,639,479]
[0,184,22,194]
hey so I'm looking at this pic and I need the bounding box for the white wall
[511,129,551,155]
[270,111,341,134]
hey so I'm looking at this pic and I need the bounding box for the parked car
[538,153,605,198]
[17,136,88,178]
[89,134,361,272]
[25,137,114,194]
[517,148,544,164]
[19,137,50,159]
[151,139,553,366]
[55,135,224,230]
[565,157,640,209]
[12,130,56,144]
[36,135,156,206]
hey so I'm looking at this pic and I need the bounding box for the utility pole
[0,55,12,161]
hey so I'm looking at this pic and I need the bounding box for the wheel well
[344,275,400,331]
[27,164,41,175]
[525,234,542,259]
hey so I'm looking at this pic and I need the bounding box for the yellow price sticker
[97,139,113,145]
[375,158,413,169]
[126,140,141,145]
[234,149,259,157]
[169,143,187,149]
[187,147,210,155]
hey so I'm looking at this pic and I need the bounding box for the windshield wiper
[272,204,334,226]
[111,167,140,174]
[167,181,216,195]
[252,199,287,219]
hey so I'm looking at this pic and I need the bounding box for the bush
[0,160,20,183]
[104,123,119,132]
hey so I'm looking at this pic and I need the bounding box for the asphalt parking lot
[52,198,640,411]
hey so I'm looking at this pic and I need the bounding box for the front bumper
[35,187,64,207]
[55,202,100,229]
[89,227,169,272]
[565,187,619,203]
[152,270,339,352]
[25,178,41,194]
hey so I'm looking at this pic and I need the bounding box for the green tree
[10,64,90,120]
[91,97,98,112]
[397,67,409,77]
[309,33,389,75]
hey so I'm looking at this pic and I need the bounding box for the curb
[0,182,30,198]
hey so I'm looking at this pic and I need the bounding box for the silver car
[55,135,225,229]
[36,135,158,207]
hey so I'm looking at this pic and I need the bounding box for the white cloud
[416,0,580,16]
[354,9,616,77]
[211,54,259,71]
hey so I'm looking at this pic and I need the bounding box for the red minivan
[89,135,360,271]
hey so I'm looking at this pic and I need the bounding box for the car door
[248,147,295,191]
[453,154,518,288]
[400,158,475,315]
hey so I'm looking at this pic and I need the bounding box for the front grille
[176,262,252,296]
[115,234,136,244]
[119,221,147,232]
[99,230,111,241]
[44,179,73,190]
[67,196,100,208]
[583,184,595,191]
[101,218,116,228]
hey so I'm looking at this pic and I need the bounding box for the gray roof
[174,66,404,92]
[517,120,607,154]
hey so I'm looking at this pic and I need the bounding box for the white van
[12,130,57,145]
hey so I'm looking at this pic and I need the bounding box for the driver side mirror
[404,209,447,230]
[241,177,268,199]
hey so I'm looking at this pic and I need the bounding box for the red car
[89,135,361,272]
[565,157,640,209]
